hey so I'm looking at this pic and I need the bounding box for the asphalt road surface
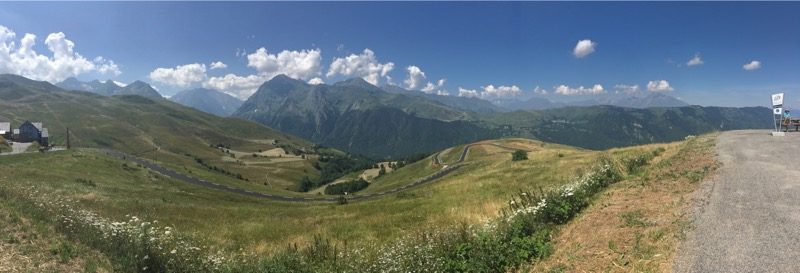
[674,130,800,273]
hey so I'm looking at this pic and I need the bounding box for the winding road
[673,130,800,272]
[105,144,477,203]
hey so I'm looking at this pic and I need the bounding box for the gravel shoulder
[674,130,800,273]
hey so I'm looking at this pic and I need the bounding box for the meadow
[0,136,705,272]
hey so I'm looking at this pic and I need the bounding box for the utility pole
[66,127,71,150]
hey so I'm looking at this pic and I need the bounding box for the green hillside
[479,105,772,149]
[0,133,716,272]
[0,74,330,194]
[234,75,488,158]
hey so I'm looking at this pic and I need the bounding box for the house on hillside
[0,122,9,139]
[17,121,40,142]
[12,121,50,146]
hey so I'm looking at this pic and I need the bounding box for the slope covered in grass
[0,74,330,195]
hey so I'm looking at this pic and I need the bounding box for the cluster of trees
[295,153,372,192]
[324,178,369,195]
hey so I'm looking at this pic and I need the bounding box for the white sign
[774,107,783,115]
[772,93,785,106]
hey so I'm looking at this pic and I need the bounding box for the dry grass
[0,202,112,273]
[529,134,719,273]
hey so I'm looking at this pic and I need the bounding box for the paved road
[674,130,800,273]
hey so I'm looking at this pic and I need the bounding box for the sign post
[772,93,785,136]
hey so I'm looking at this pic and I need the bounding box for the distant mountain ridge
[234,75,490,158]
[169,88,243,116]
[56,77,163,100]
[382,84,505,113]
[496,92,689,110]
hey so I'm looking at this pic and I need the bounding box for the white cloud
[573,39,596,58]
[646,80,674,92]
[149,63,208,88]
[326,48,394,85]
[554,84,605,95]
[203,73,269,99]
[457,84,522,99]
[209,61,227,70]
[247,47,322,80]
[421,78,447,95]
[458,87,479,98]
[533,86,547,95]
[687,54,704,66]
[0,25,121,82]
[742,60,761,71]
[614,84,640,94]
[404,65,448,95]
[308,77,324,85]
[404,65,426,90]
[482,85,522,99]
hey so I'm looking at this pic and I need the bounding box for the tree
[296,176,313,192]
[378,164,387,176]
[512,150,528,161]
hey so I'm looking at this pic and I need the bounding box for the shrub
[512,150,528,161]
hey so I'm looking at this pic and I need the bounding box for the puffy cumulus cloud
[573,39,596,58]
[203,73,270,99]
[646,80,674,92]
[686,54,704,66]
[247,47,322,80]
[149,63,208,88]
[308,77,324,85]
[614,84,640,94]
[192,47,323,99]
[404,65,448,95]
[326,48,394,85]
[421,78,447,95]
[404,65,426,90]
[457,84,522,99]
[533,86,547,95]
[482,85,522,99]
[554,84,605,95]
[742,60,761,71]
[209,61,227,70]
[458,87,479,98]
[0,25,121,82]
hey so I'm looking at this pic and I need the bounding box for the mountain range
[36,74,772,159]
[56,77,163,100]
[495,92,690,111]
[232,75,770,158]
[169,88,243,116]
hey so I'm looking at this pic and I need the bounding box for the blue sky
[1,2,799,107]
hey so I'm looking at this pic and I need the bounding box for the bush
[296,176,313,192]
[512,150,528,161]
[324,179,369,195]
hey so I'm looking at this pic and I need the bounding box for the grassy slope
[531,134,718,272]
[0,136,656,256]
[0,197,113,272]
[0,75,322,195]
